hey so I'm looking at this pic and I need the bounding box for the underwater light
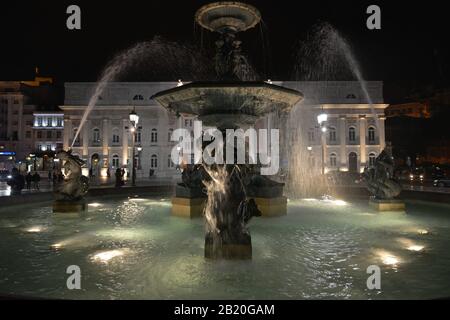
[88,202,102,207]
[331,199,347,206]
[382,255,399,265]
[418,229,429,235]
[27,227,43,233]
[51,243,63,250]
[91,249,126,264]
[407,245,424,252]
[375,249,401,266]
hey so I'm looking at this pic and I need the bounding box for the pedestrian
[32,171,41,190]
[115,168,124,187]
[58,172,64,183]
[25,172,32,190]
[7,168,25,196]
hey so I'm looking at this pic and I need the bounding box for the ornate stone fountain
[152,2,303,259]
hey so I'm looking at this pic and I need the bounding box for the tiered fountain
[152,2,303,259]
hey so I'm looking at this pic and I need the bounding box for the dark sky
[1,0,449,102]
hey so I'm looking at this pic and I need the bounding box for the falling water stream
[287,23,381,198]
[70,37,214,147]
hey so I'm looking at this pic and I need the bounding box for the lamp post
[129,109,139,187]
[317,113,328,175]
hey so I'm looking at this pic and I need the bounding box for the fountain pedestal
[205,232,252,259]
[369,198,405,212]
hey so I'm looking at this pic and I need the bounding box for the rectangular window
[37,131,42,139]
[47,131,52,139]
[57,118,63,127]
[308,130,314,142]
[56,131,62,139]
[26,131,31,138]
[136,131,142,143]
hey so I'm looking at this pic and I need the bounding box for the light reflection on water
[0,198,449,299]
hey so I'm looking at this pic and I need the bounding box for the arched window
[368,126,376,142]
[151,128,158,143]
[133,94,144,101]
[369,152,377,167]
[150,154,158,168]
[112,154,120,168]
[168,128,174,142]
[93,128,100,142]
[329,127,337,142]
[112,129,120,144]
[348,127,356,142]
[330,153,337,167]
[167,154,174,168]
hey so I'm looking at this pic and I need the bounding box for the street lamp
[317,113,327,175]
[129,109,139,186]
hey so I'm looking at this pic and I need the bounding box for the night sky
[1,0,449,102]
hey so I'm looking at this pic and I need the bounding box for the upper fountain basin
[151,81,303,128]
[195,2,262,34]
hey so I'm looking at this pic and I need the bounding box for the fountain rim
[195,1,262,33]
[151,81,304,101]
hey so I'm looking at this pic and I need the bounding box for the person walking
[32,172,41,190]
[115,168,125,187]
[25,172,32,190]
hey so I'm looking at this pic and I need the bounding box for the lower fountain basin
[1,197,449,299]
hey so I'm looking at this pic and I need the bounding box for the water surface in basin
[0,197,449,299]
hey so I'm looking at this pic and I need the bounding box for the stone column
[339,115,346,169]
[378,116,386,151]
[82,120,89,158]
[122,118,129,166]
[359,115,367,169]
[63,119,71,150]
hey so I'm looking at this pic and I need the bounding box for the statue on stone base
[363,149,401,200]
[55,150,89,201]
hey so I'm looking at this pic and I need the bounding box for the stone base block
[252,196,287,217]
[369,198,405,212]
[205,243,252,260]
[204,233,252,259]
[171,197,206,218]
[53,200,87,213]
